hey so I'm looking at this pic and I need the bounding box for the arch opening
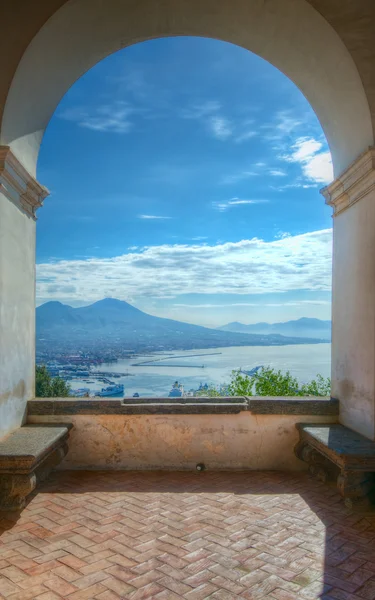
[0,0,373,178]
[35,35,333,398]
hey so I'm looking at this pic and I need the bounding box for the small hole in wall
[196,463,206,471]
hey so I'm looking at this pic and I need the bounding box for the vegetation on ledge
[36,365,71,397]
[196,367,331,397]
[35,365,330,398]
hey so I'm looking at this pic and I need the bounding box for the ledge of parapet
[27,397,247,415]
[248,397,338,415]
[27,396,338,416]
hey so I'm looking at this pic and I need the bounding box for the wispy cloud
[270,169,287,177]
[60,101,134,134]
[181,101,233,140]
[138,215,172,220]
[229,199,264,205]
[37,229,332,304]
[262,110,303,142]
[235,120,257,143]
[182,101,259,143]
[181,101,221,120]
[209,116,232,140]
[213,198,268,212]
[220,170,258,185]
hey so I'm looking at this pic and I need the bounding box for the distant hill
[36,299,328,353]
[218,317,331,340]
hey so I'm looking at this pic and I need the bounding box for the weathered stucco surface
[28,413,337,471]
[331,196,375,440]
[323,148,375,441]
[0,191,36,438]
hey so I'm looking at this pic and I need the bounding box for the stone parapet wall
[27,398,338,471]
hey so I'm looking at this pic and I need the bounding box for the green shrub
[35,365,71,397]
[195,366,330,397]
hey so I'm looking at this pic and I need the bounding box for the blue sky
[36,36,333,327]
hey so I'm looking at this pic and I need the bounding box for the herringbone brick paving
[1,471,375,599]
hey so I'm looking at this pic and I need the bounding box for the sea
[69,343,331,397]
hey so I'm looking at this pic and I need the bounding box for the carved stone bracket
[321,146,375,216]
[295,441,338,484]
[0,473,36,511]
[0,146,49,219]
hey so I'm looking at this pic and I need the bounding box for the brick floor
[1,471,375,599]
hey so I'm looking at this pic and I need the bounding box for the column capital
[0,146,49,220]
[321,147,375,216]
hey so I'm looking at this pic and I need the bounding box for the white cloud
[173,300,331,309]
[37,229,332,304]
[138,215,172,220]
[60,102,134,134]
[270,181,318,192]
[229,199,261,205]
[213,198,268,212]
[173,303,260,308]
[303,151,333,184]
[281,137,333,184]
[289,138,322,162]
[212,203,228,212]
[209,116,232,140]
[274,231,292,240]
[270,169,287,177]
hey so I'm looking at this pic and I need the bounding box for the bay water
[70,343,331,397]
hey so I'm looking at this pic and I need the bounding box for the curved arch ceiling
[1,0,372,177]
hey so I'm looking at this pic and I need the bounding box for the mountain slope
[36,299,329,352]
[218,317,331,340]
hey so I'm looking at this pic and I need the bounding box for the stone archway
[0,0,374,440]
[1,0,372,177]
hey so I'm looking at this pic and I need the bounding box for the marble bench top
[0,424,72,472]
[297,423,375,469]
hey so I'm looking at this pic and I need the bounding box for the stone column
[322,147,375,440]
[0,147,48,438]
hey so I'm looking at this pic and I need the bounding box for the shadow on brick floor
[0,470,375,599]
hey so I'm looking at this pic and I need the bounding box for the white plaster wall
[331,191,375,440]
[1,0,372,176]
[28,412,336,471]
[0,193,36,438]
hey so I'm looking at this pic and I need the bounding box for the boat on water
[133,392,140,398]
[96,383,124,397]
[168,381,184,398]
[75,387,90,397]
[240,365,263,376]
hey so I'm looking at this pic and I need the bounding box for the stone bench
[0,424,72,511]
[295,423,375,508]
